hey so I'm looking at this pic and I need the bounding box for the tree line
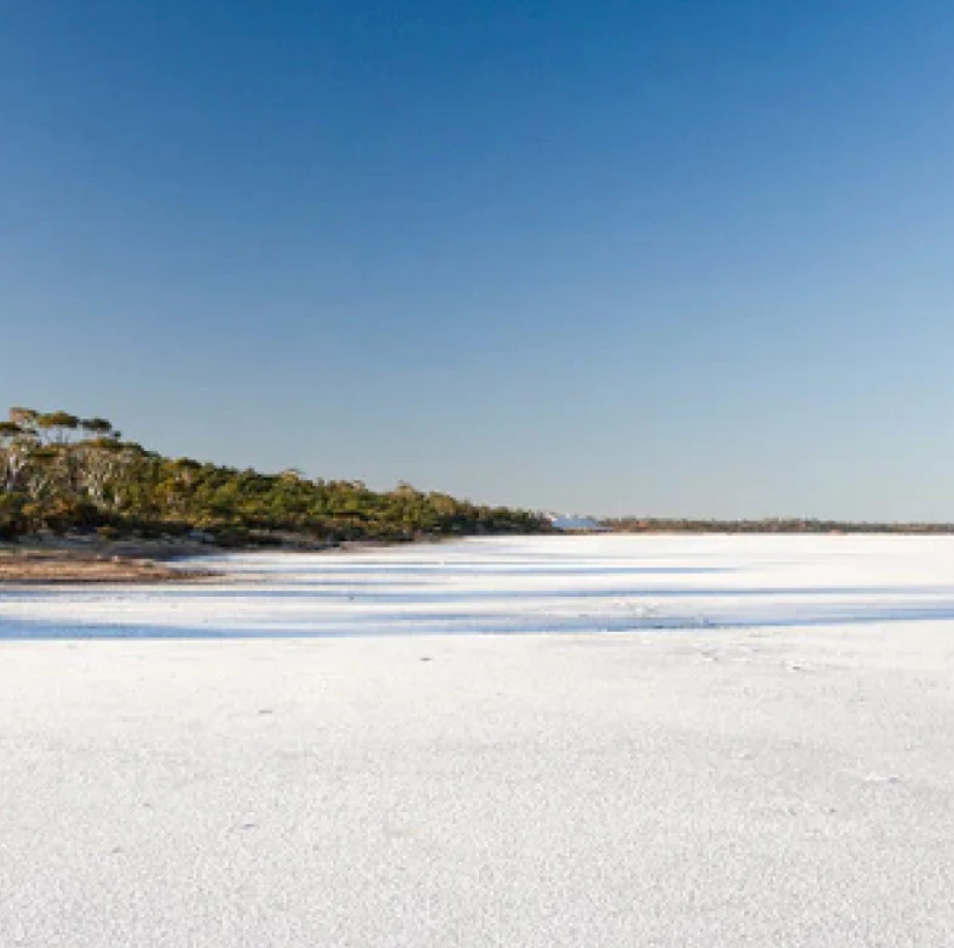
[0,407,549,543]
[603,517,954,535]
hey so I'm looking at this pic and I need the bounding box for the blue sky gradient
[3,1,954,517]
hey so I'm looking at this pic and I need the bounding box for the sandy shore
[0,546,212,584]
[0,552,211,584]
[0,535,420,585]
[2,536,953,946]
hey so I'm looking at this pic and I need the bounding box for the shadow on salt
[6,597,954,640]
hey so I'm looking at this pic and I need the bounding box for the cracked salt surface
[2,535,954,946]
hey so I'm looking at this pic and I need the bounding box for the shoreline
[0,533,455,585]
[0,534,248,585]
[5,527,952,586]
[0,547,216,586]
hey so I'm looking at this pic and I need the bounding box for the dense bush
[0,493,27,539]
[0,407,548,542]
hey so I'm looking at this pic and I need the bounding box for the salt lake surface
[4,533,954,638]
[2,536,954,946]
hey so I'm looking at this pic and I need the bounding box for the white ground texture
[2,535,954,947]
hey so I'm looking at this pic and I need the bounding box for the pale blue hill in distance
[546,514,608,532]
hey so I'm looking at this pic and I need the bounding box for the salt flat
[2,535,954,946]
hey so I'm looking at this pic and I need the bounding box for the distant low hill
[603,517,954,535]
[0,406,549,544]
[547,514,608,532]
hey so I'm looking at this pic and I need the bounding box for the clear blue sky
[3,1,954,519]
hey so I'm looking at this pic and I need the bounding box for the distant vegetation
[603,517,954,535]
[0,407,549,543]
